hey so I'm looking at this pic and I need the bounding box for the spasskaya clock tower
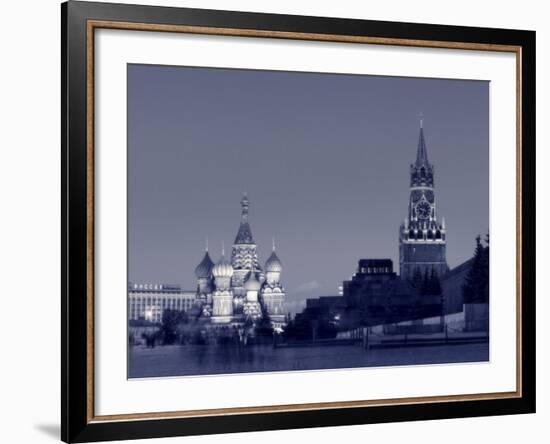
[399,117,449,280]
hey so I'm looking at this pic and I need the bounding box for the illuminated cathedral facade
[193,194,287,332]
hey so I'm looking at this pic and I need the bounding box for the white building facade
[128,283,196,323]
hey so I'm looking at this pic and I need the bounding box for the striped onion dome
[265,251,282,273]
[194,252,214,278]
[212,254,234,279]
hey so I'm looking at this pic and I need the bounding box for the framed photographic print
[61,1,536,442]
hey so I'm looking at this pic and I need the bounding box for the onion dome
[265,250,282,273]
[244,272,261,291]
[212,255,234,279]
[194,251,214,278]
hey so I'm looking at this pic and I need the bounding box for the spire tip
[240,192,250,220]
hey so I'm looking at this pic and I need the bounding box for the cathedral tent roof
[234,221,255,244]
[234,193,255,244]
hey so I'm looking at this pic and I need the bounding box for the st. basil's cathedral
[193,193,287,332]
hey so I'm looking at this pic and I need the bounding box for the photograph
[126,64,490,379]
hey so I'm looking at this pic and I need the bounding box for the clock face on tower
[416,201,431,219]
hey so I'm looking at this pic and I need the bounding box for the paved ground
[128,342,489,378]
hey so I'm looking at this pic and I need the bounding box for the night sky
[127,64,489,313]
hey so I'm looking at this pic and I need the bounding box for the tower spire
[272,237,276,251]
[401,116,447,280]
[205,236,209,252]
[416,123,429,165]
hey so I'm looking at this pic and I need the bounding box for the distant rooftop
[128,282,188,293]
[357,259,394,274]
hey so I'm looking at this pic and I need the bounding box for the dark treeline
[462,234,489,304]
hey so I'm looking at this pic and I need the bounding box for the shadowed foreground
[128,342,489,378]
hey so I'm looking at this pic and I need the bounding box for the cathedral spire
[234,193,255,244]
[241,192,249,222]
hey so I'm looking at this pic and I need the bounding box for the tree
[159,309,188,345]
[462,235,490,304]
